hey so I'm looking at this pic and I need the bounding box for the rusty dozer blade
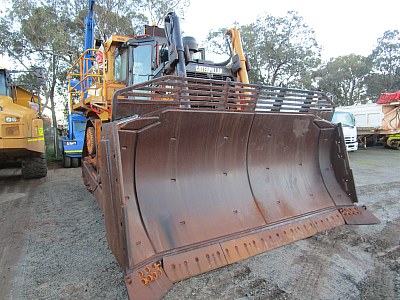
[95,76,379,299]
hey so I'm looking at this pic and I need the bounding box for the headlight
[64,141,77,146]
[5,116,19,123]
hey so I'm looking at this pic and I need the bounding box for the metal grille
[112,75,334,118]
[345,136,357,144]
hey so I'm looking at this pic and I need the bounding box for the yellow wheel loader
[68,9,379,300]
[0,67,47,179]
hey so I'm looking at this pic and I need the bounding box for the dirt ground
[0,147,399,300]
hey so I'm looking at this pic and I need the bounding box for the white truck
[336,104,382,147]
[331,110,358,151]
[336,93,400,149]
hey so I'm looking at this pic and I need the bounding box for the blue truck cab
[61,114,86,167]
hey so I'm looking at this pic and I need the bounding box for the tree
[91,0,147,40]
[314,54,372,106]
[204,11,321,88]
[367,30,400,99]
[139,0,190,26]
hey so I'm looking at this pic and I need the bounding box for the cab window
[331,111,355,127]
[114,50,128,83]
[0,70,7,96]
[73,121,86,132]
[133,45,152,84]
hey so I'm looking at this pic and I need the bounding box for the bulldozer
[68,4,379,299]
[0,67,47,179]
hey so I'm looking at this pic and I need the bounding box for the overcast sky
[181,0,400,60]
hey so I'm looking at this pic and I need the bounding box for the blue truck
[62,0,95,168]
[61,113,86,167]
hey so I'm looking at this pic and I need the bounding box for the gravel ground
[0,146,399,300]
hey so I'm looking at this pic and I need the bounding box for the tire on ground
[63,155,71,168]
[71,157,80,168]
[21,153,48,179]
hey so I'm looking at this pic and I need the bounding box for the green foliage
[92,0,147,40]
[204,28,232,56]
[367,30,400,99]
[139,0,190,25]
[203,12,400,101]
[204,11,321,88]
[314,30,400,104]
[1,0,82,98]
[1,0,80,63]
[315,54,372,106]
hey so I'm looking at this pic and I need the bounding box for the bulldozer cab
[112,30,238,89]
[113,37,157,86]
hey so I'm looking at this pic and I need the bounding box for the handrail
[67,48,106,114]
[112,75,335,121]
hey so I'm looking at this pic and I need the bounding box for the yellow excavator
[68,7,379,299]
[0,67,47,179]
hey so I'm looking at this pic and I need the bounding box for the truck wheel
[63,155,72,168]
[71,157,80,168]
[389,140,400,150]
[21,154,48,179]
